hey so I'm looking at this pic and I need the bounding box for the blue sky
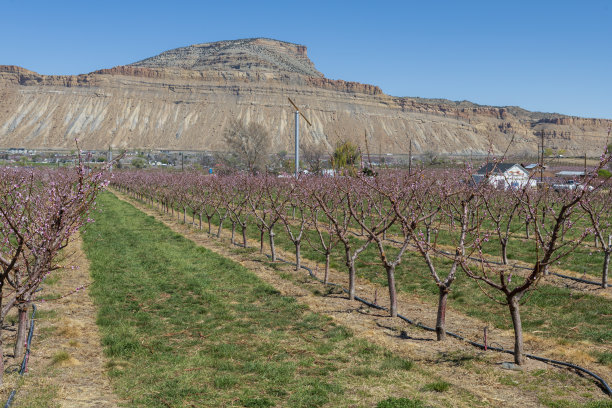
[1,0,611,118]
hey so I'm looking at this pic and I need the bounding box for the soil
[115,190,612,407]
[0,234,121,407]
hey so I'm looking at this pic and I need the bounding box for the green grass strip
[82,193,438,407]
[179,204,612,345]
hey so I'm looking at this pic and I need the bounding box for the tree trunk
[295,241,301,271]
[603,249,610,289]
[199,214,202,230]
[231,222,236,244]
[0,329,4,385]
[501,240,508,265]
[242,226,248,248]
[14,304,28,359]
[269,230,276,262]
[345,248,356,301]
[0,307,5,386]
[386,265,398,317]
[324,252,330,285]
[217,216,226,238]
[436,286,449,341]
[260,228,265,254]
[525,221,530,239]
[508,296,525,365]
[183,208,186,224]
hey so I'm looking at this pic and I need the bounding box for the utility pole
[408,139,412,175]
[181,152,184,172]
[540,130,544,183]
[288,98,311,179]
[294,109,299,177]
[584,153,587,176]
[108,146,113,172]
[364,130,373,168]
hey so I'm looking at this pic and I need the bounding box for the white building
[473,163,536,189]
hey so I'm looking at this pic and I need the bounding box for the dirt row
[0,234,120,407]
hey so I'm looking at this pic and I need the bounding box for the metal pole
[540,130,544,183]
[295,110,299,179]
[408,139,412,175]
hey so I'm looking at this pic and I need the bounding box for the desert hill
[0,38,610,156]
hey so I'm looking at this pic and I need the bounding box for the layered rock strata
[0,38,609,155]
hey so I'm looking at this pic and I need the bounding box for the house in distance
[473,163,536,189]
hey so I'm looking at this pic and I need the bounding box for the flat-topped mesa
[129,38,324,78]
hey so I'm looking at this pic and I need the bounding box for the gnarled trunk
[324,252,330,285]
[436,286,449,341]
[501,239,508,265]
[508,295,525,365]
[345,247,356,301]
[269,229,277,262]
[295,241,301,271]
[259,228,265,254]
[386,265,398,317]
[525,221,530,239]
[603,249,610,288]
[217,213,228,238]
[14,303,28,359]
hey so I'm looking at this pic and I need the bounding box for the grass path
[85,192,487,407]
[113,191,612,407]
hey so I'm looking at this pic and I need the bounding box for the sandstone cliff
[0,38,609,156]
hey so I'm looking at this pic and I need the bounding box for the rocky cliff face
[0,38,610,155]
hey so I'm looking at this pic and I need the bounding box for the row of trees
[0,158,109,385]
[112,154,611,366]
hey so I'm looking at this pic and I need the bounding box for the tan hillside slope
[0,38,609,155]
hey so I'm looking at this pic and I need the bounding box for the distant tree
[302,143,327,174]
[131,157,147,169]
[330,140,359,175]
[223,119,271,174]
[598,169,611,178]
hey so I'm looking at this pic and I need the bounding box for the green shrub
[423,380,451,392]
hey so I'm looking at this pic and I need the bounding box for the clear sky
[1,0,610,119]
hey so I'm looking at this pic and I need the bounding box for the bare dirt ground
[115,190,612,407]
[0,234,121,407]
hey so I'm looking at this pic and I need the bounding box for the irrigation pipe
[4,305,37,408]
[257,251,612,397]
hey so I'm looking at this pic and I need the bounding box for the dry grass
[0,234,121,407]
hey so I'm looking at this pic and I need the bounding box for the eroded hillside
[0,38,609,155]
